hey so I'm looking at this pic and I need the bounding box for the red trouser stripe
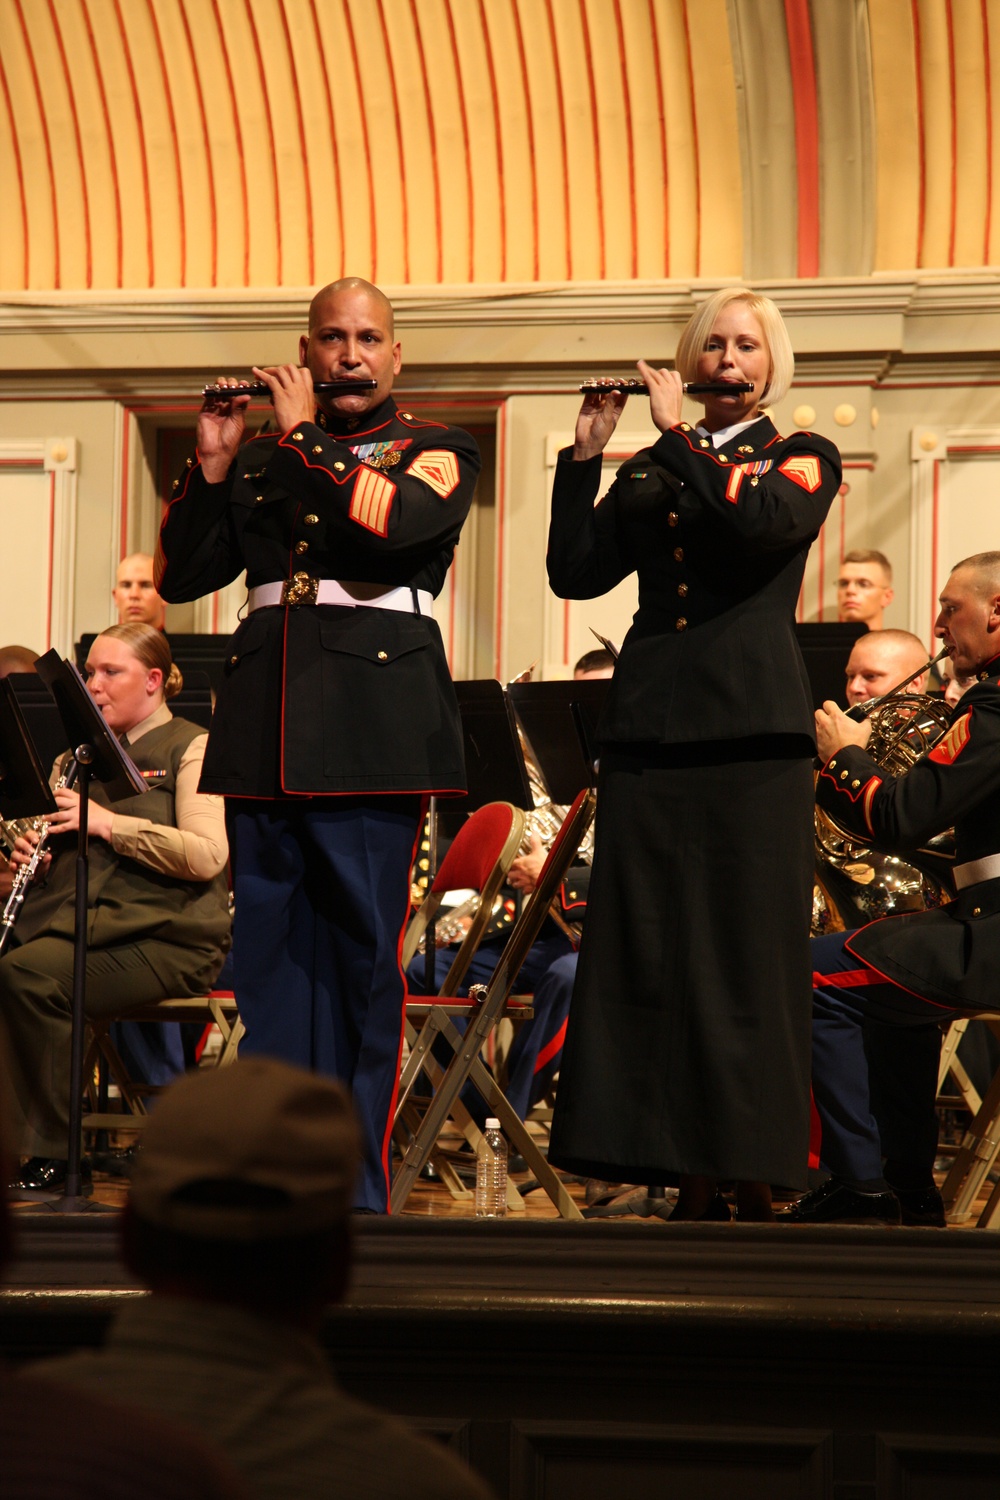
[812,966,888,989]
[533,1017,569,1074]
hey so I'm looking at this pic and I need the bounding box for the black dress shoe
[8,1156,92,1196]
[780,1177,901,1225]
[892,1185,947,1227]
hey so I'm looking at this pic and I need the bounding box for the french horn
[813,651,956,932]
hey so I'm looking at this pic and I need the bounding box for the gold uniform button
[668,512,679,527]
[255,494,264,503]
[750,477,759,487]
[677,583,688,597]
[377,650,388,661]
[172,479,179,490]
[295,541,309,555]
[312,444,323,454]
[717,453,728,462]
[304,513,319,526]
[673,547,684,562]
[333,461,345,472]
[699,439,710,448]
[675,617,687,631]
[230,655,238,665]
[851,779,860,788]
[829,759,837,769]
[291,432,303,441]
[400,412,412,419]
[973,906,982,917]
[680,422,691,432]
[840,770,849,780]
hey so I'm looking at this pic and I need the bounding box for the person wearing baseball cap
[36,1059,490,1500]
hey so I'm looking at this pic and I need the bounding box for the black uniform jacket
[816,653,1000,1009]
[157,398,480,797]
[548,416,842,745]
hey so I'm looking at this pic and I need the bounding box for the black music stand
[0,680,58,822]
[423,682,534,991]
[20,651,147,1213]
[507,679,610,800]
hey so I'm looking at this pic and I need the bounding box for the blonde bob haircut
[674,287,795,408]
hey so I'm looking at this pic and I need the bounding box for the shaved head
[308,279,394,337]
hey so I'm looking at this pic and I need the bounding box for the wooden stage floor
[5,1132,1000,1499]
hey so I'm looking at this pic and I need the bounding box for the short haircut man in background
[837,549,894,632]
[113,552,167,630]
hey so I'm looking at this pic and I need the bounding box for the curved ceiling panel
[0,0,741,291]
[1,0,994,294]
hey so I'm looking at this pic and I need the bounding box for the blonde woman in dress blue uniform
[547,289,842,1221]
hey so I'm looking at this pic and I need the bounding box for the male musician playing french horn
[156,279,480,1214]
[785,552,1000,1226]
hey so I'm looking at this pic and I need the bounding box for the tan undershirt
[50,702,228,882]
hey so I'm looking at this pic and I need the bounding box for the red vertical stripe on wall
[210,0,250,285]
[306,0,345,279]
[612,0,638,278]
[47,0,92,288]
[145,0,187,286]
[911,0,927,266]
[784,0,820,278]
[477,0,507,282]
[80,0,123,285]
[984,0,994,264]
[646,0,669,278]
[178,0,218,285]
[276,0,315,285]
[410,0,445,283]
[12,0,59,286]
[243,0,282,284]
[542,0,572,280]
[374,0,410,283]
[680,0,701,275]
[945,0,957,266]
[339,0,377,280]
[511,0,540,282]
[443,0,476,284]
[111,0,154,286]
[0,30,29,285]
[578,0,606,280]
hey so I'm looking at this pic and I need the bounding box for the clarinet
[0,759,79,958]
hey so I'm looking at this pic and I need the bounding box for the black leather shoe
[780,1177,901,1225]
[892,1185,947,1227]
[8,1156,92,1197]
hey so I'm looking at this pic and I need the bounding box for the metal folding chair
[82,990,243,1134]
[391,788,595,1219]
[396,801,528,1203]
[939,1015,1000,1226]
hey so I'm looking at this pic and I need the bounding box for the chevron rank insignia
[406,450,461,499]
[778,455,822,492]
[928,711,972,765]
[350,467,396,536]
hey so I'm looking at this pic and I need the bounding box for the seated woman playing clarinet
[2,624,231,1195]
[546,287,842,1221]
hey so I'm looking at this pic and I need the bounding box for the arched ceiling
[0,0,995,294]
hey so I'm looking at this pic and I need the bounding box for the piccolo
[202,378,378,399]
[580,378,755,396]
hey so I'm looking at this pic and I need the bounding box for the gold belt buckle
[280,572,319,607]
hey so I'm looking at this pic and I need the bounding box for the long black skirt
[548,737,815,1189]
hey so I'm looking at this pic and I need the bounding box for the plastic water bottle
[475,1118,508,1218]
